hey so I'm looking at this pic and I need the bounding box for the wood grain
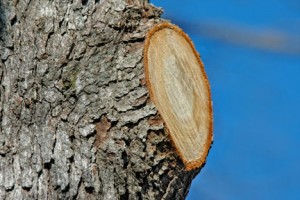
[144,23,213,170]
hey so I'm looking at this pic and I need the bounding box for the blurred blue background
[151,0,300,199]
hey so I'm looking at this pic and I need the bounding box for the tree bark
[0,0,201,199]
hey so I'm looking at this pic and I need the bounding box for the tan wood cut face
[144,23,213,170]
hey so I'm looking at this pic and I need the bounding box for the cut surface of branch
[144,23,213,170]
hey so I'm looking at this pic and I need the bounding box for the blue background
[151,1,300,199]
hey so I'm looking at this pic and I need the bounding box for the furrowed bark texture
[0,0,200,199]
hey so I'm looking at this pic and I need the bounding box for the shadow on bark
[0,0,5,41]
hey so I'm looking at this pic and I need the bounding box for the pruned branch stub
[143,23,213,170]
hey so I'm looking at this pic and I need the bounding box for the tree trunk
[0,0,201,199]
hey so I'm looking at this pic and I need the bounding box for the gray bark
[0,0,200,199]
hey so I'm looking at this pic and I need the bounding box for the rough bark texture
[0,0,201,199]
